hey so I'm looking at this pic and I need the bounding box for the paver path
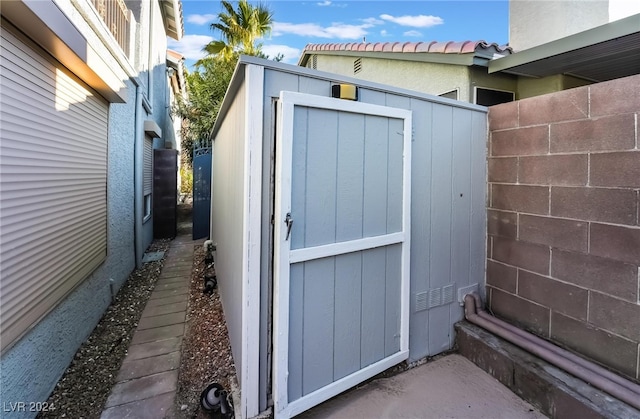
[101,233,202,418]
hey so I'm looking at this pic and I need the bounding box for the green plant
[180,165,193,195]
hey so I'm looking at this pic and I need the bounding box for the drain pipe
[132,77,144,269]
[468,293,640,395]
[463,293,640,410]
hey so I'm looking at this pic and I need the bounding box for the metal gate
[273,92,412,418]
[193,146,212,240]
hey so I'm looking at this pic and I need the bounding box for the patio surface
[299,354,546,419]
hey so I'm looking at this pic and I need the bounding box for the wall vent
[415,291,428,312]
[442,285,455,305]
[428,288,441,309]
[414,284,459,312]
[311,54,317,69]
[353,57,362,74]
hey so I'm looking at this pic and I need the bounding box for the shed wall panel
[211,77,247,382]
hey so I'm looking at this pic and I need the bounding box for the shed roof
[298,40,512,67]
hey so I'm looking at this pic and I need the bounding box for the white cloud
[403,30,423,37]
[168,34,214,60]
[261,44,302,63]
[380,29,390,37]
[380,14,444,28]
[361,17,384,25]
[186,14,217,25]
[272,19,381,40]
[317,1,331,6]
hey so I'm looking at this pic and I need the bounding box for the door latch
[284,213,293,241]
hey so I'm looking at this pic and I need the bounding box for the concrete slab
[456,322,640,418]
[142,251,165,262]
[299,355,545,419]
[145,294,188,308]
[148,288,189,300]
[137,311,186,330]
[124,338,183,362]
[104,370,178,407]
[101,392,175,419]
[116,351,181,381]
[142,301,187,318]
[153,281,189,292]
[155,276,189,285]
[130,324,184,345]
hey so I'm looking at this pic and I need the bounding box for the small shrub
[180,166,193,195]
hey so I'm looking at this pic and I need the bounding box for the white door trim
[273,91,412,419]
[290,232,405,264]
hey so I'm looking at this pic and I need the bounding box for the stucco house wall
[312,54,472,99]
[0,1,182,416]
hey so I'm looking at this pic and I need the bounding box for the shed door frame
[272,91,412,418]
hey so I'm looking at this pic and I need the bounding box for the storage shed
[210,56,487,419]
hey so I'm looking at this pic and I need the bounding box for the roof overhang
[489,14,640,82]
[161,0,184,41]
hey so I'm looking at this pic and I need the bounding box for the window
[144,194,152,221]
[311,55,317,70]
[474,87,515,106]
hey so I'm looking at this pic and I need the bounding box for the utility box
[210,56,487,418]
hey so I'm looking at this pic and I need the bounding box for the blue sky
[169,1,509,69]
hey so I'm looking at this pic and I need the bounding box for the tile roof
[302,40,512,55]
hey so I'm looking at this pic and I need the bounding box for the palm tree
[202,0,273,62]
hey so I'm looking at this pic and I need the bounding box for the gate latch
[285,213,293,241]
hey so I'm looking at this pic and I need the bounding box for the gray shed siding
[211,77,248,383]
[258,65,487,411]
[211,57,487,416]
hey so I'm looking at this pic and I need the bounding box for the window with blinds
[0,23,108,352]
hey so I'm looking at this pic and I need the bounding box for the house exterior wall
[0,1,179,414]
[516,74,593,100]
[487,73,640,381]
[312,55,472,101]
[509,1,609,51]
[0,80,137,416]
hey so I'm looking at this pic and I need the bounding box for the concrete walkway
[101,233,202,419]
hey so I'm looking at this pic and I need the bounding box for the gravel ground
[38,239,171,419]
[173,246,236,418]
[38,203,237,418]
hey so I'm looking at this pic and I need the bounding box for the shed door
[273,91,412,418]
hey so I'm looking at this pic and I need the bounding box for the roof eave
[161,0,184,41]
[489,13,640,75]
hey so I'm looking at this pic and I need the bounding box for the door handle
[285,213,293,241]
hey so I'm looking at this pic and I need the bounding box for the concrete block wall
[486,74,640,381]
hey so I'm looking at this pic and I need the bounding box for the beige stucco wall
[517,74,593,99]
[314,54,472,101]
[510,1,608,51]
